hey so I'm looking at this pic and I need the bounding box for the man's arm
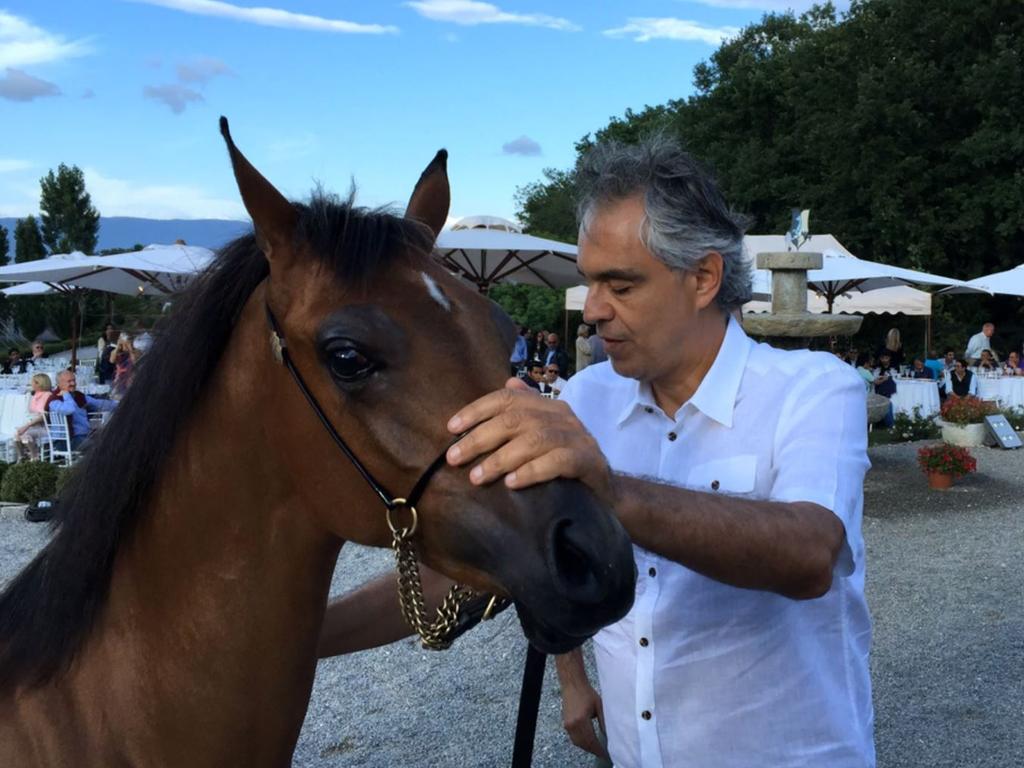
[555,649,609,760]
[446,370,864,601]
[85,395,117,412]
[317,564,455,658]
[46,395,76,415]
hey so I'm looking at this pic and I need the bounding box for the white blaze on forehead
[421,271,451,312]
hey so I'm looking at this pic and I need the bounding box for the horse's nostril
[549,519,607,605]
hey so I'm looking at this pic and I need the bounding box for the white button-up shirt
[560,317,874,768]
[964,331,991,361]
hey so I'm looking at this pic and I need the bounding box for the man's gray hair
[576,135,753,309]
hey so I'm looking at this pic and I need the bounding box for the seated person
[910,357,935,379]
[941,348,957,373]
[45,370,117,450]
[27,341,47,367]
[855,353,875,392]
[14,373,54,461]
[946,359,977,397]
[1004,351,1022,376]
[977,349,1000,372]
[543,364,569,396]
[2,348,28,375]
[873,352,897,398]
[523,360,545,392]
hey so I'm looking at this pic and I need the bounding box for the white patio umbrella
[1,281,57,296]
[938,263,1024,297]
[745,235,980,310]
[0,244,214,296]
[434,229,578,291]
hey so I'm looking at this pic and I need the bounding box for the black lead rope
[511,646,547,768]
[267,304,544,767]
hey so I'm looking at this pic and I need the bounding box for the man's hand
[445,378,612,498]
[558,664,609,760]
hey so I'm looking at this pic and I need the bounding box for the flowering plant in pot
[917,442,977,489]
[938,396,998,447]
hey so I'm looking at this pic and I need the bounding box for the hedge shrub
[0,461,60,504]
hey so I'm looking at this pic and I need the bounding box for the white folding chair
[43,410,78,466]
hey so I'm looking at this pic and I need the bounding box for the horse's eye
[328,346,374,382]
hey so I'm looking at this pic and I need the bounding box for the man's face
[9,350,19,361]
[1008,352,1019,366]
[59,374,77,392]
[879,355,891,369]
[945,351,955,363]
[579,195,716,383]
[914,359,924,371]
[528,365,544,383]
[544,366,560,383]
[983,324,994,338]
[32,344,43,356]
[546,334,558,349]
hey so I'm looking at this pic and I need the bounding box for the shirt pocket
[685,454,757,496]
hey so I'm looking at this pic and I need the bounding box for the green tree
[39,163,100,254]
[14,216,46,263]
[489,284,564,338]
[0,225,8,265]
[514,168,580,243]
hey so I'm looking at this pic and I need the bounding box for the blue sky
[1,0,836,224]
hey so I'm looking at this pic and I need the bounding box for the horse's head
[220,119,634,653]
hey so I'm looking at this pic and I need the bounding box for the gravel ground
[2,441,1022,766]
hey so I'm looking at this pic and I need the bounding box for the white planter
[938,421,988,447]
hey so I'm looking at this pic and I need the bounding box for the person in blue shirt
[45,370,117,450]
[509,324,528,375]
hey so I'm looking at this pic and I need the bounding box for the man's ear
[694,251,724,310]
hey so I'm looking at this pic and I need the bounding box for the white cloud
[266,132,319,162]
[177,55,233,84]
[144,83,204,114]
[605,18,739,45]
[0,159,32,173]
[405,1,579,31]
[0,68,61,102]
[502,136,541,156]
[128,0,398,34]
[0,11,92,69]
[83,167,247,219]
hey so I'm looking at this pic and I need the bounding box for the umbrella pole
[70,298,80,370]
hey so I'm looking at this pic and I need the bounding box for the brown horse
[0,121,635,766]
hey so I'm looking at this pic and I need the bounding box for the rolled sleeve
[770,366,870,559]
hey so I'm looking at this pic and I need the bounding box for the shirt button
[711,479,720,491]
[667,431,677,441]
[639,637,649,647]
[644,406,654,414]
[648,567,657,577]
[641,710,652,720]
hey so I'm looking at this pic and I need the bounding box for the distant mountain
[0,217,250,255]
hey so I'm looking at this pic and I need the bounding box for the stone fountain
[742,251,861,347]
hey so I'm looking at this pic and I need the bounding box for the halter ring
[385,498,419,537]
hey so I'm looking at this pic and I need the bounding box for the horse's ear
[219,116,298,261]
[405,149,450,240]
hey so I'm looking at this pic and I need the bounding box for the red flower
[917,443,978,478]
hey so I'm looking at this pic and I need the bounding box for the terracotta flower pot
[927,471,954,490]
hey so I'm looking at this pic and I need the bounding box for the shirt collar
[616,315,752,429]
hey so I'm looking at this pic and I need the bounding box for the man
[544,363,568,395]
[27,341,47,367]
[96,326,119,384]
[1005,350,1023,375]
[523,360,545,391]
[911,357,934,379]
[509,325,528,374]
[317,137,873,768]
[2,348,27,375]
[543,332,570,374]
[46,370,117,450]
[444,138,873,767]
[942,348,957,373]
[965,322,995,365]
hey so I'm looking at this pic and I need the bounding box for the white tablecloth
[0,391,31,438]
[891,378,941,418]
[977,376,1024,410]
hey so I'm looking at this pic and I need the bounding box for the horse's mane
[0,190,434,688]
